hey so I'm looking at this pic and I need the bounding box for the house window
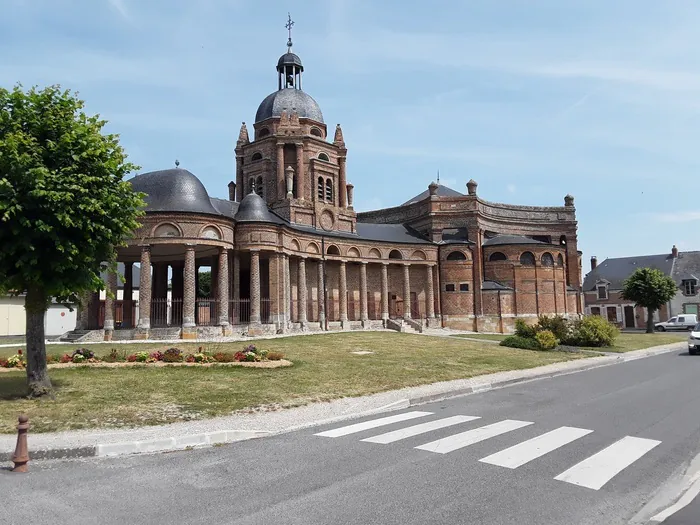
[597,285,608,300]
[489,252,507,262]
[459,283,469,292]
[445,284,456,292]
[317,177,324,200]
[520,252,536,266]
[318,152,330,161]
[251,152,263,161]
[541,253,554,267]
[446,251,467,261]
[325,179,333,202]
[683,280,697,296]
[590,307,601,316]
[255,176,263,197]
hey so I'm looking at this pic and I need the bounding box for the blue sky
[2,0,699,267]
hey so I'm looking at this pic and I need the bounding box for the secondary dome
[129,168,219,215]
[277,52,303,70]
[234,191,274,223]
[255,88,324,124]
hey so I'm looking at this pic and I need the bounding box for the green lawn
[0,332,586,434]
[453,332,687,352]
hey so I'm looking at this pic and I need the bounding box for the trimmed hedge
[503,315,619,351]
[500,335,542,350]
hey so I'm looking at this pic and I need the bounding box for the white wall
[669,289,700,317]
[0,296,26,336]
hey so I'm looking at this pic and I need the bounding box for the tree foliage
[0,84,145,395]
[621,267,678,333]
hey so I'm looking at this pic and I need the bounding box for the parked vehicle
[688,323,700,355]
[655,314,698,331]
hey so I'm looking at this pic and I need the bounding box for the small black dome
[255,88,324,123]
[234,191,274,223]
[277,52,303,70]
[129,168,219,216]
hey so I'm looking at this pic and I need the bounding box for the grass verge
[453,332,687,352]
[0,332,585,434]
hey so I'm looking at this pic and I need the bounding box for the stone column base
[103,329,114,341]
[340,320,350,330]
[221,325,233,337]
[361,319,371,329]
[181,326,197,339]
[247,323,264,336]
[426,317,441,328]
[134,328,150,340]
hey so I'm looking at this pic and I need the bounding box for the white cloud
[108,0,128,19]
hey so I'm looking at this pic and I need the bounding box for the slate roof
[441,227,472,244]
[401,184,464,206]
[210,197,239,218]
[129,169,220,216]
[234,192,278,223]
[255,88,324,123]
[582,253,675,291]
[482,281,512,291]
[483,235,547,247]
[671,251,700,285]
[289,222,431,245]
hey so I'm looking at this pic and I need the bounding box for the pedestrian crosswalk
[313,411,661,491]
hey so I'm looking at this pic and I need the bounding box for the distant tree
[0,84,145,397]
[197,271,212,298]
[621,267,678,333]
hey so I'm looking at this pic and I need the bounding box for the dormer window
[597,284,608,300]
[683,279,697,296]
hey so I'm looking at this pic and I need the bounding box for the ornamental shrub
[514,319,537,339]
[72,348,95,360]
[267,351,284,361]
[500,335,541,351]
[6,354,25,368]
[59,353,73,363]
[536,315,571,341]
[567,316,619,347]
[162,347,183,363]
[213,352,235,363]
[535,330,559,350]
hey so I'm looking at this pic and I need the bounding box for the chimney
[672,245,679,258]
[591,256,597,270]
[228,181,236,201]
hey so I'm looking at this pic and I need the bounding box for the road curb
[1,342,685,463]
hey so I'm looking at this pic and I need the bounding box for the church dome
[234,191,275,223]
[255,88,324,124]
[277,52,303,70]
[129,168,219,215]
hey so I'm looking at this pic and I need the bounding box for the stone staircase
[385,318,422,334]
[58,329,91,343]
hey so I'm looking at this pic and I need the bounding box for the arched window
[559,235,567,246]
[520,251,536,266]
[317,177,324,200]
[446,251,467,261]
[318,152,330,161]
[325,179,333,202]
[489,252,507,262]
[248,177,255,194]
[255,176,263,197]
[251,152,263,162]
[557,254,565,266]
[257,128,270,139]
[389,249,403,260]
[311,127,323,138]
[326,245,340,255]
[541,252,554,267]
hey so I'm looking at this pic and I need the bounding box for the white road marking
[554,435,662,490]
[361,416,481,444]
[479,426,593,469]
[314,411,433,438]
[415,420,534,454]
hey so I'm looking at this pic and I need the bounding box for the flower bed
[0,344,289,371]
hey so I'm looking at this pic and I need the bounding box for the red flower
[18,349,22,356]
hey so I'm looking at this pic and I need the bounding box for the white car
[655,314,698,332]
[689,323,700,355]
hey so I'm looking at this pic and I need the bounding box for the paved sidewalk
[0,341,685,461]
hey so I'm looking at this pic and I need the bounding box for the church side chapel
[71,16,583,342]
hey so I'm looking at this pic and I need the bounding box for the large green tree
[621,267,678,333]
[0,84,145,397]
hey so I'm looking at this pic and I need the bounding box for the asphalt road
[2,349,700,525]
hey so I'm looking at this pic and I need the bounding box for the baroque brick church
[71,27,583,342]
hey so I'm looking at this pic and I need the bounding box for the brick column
[339,260,348,327]
[218,248,229,328]
[338,156,347,208]
[103,270,117,340]
[182,245,196,336]
[381,263,389,322]
[232,252,240,324]
[137,246,151,334]
[426,264,435,318]
[250,250,261,324]
[297,257,307,326]
[403,263,411,319]
[360,262,369,325]
[317,260,326,328]
[123,262,133,328]
[296,143,305,201]
[277,143,285,200]
[236,156,243,201]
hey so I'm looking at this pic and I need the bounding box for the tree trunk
[25,285,53,398]
[646,307,655,334]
